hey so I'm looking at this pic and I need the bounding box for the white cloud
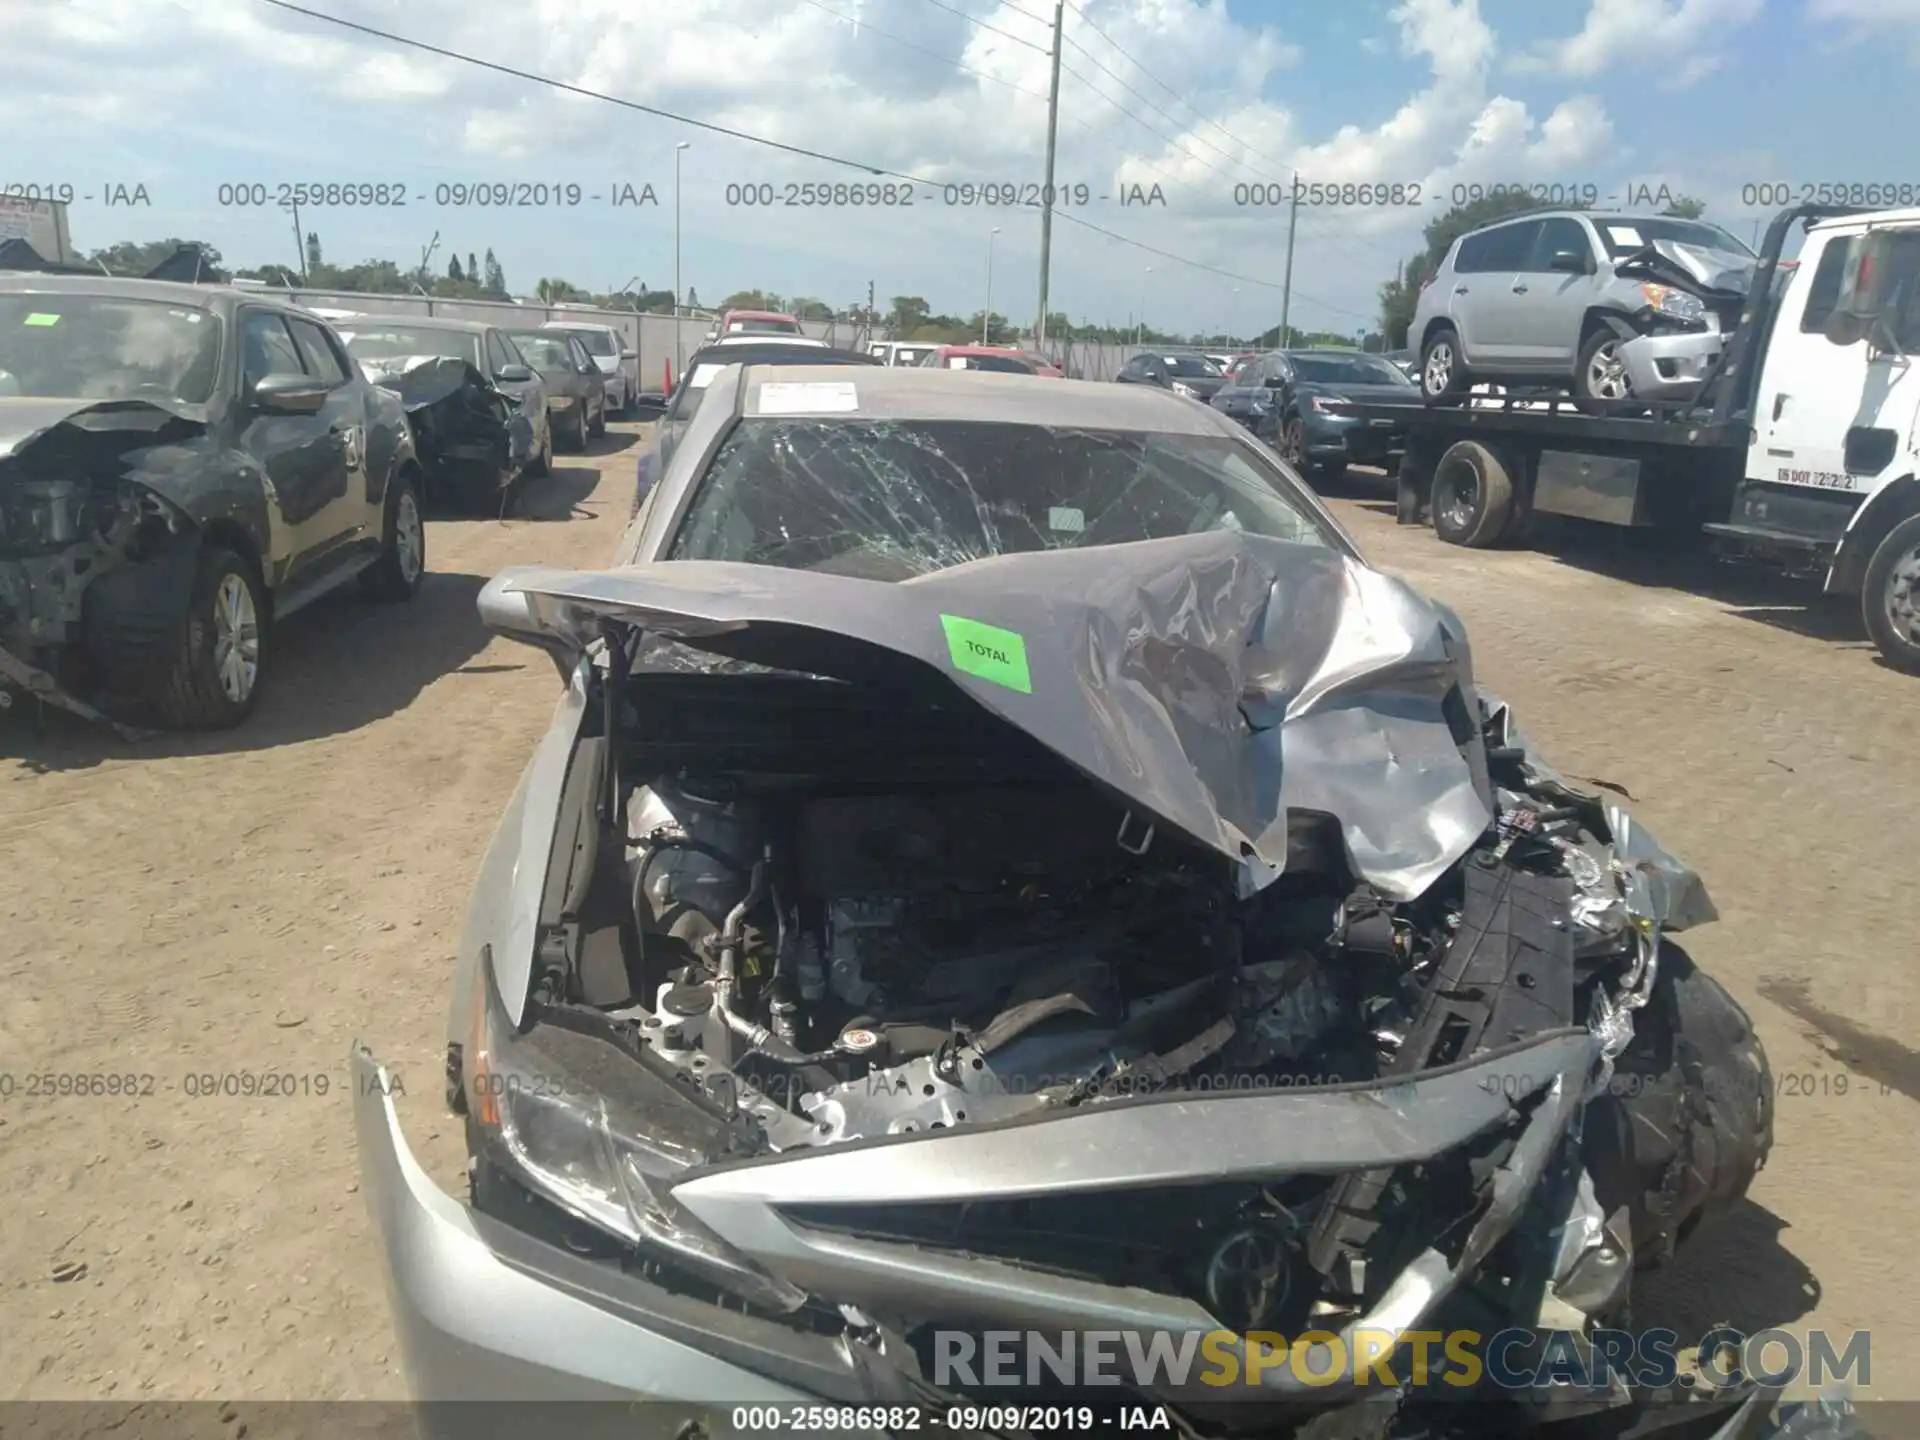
[1808,0,1920,60]
[1515,0,1762,88]
[0,0,1641,328]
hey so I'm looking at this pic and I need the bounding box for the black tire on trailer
[1860,510,1920,674]
[1430,439,1517,547]
[1395,447,1432,525]
[151,543,270,730]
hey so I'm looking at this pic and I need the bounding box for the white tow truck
[1349,204,1920,673]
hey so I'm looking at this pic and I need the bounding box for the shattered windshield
[668,418,1334,577]
[341,326,482,369]
[0,294,222,404]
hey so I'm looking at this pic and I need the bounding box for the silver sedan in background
[506,329,607,452]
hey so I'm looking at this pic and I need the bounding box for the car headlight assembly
[1171,380,1197,397]
[1309,395,1351,414]
[1638,283,1708,324]
[464,957,732,1247]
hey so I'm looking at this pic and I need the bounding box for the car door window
[1799,237,1851,333]
[1454,232,1492,274]
[285,317,348,387]
[240,311,308,387]
[1524,217,1591,272]
[1478,221,1540,273]
[486,331,513,373]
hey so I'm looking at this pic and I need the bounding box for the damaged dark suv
[354,368,1786,1439]
[0,277,426,730]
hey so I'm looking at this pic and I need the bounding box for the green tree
[468,252,480,284]
[448,254,465,282]
[85,239,226,279]
[483,249,506,297]
[789,296,833,322]
[305,232,323,274]
[1661,194,1707,218]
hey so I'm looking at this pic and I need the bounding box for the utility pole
[288,200,306,285]
[1279,188,1298,347]
[867,279,875,345]
[1033,0,1065,350]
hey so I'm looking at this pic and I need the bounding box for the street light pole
[674,142,690,319]
[983,227,1000,343]
[1135,267,1151,346]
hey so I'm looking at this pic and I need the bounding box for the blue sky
[6,0,1917,335]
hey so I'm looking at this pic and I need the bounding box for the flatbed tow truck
[1348,204,1920,673]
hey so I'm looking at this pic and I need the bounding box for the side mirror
[477,573,577,680]
[1549,249,1592,274]
[496,363,535,383]
[250,373,330,414]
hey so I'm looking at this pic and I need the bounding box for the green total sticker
[940,613,1031,694]
[23,313,61,326]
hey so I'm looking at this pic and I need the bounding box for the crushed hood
[482,531,1500,900]
[0,396,206,463]
[1616,239,1755,297]
[357,355,497,413]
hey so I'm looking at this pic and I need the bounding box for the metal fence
[275,288,872,396]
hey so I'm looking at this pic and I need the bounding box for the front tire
[562,401,589,452]
[152,544,269,730]
[1861,510,1920,674]
[1419,326,1468,402]
[1430,439,1516,547]
[361,471,427,602]
[588,392,608,439]
[1574,325,1634,410]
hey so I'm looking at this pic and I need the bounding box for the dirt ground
[1,433,1914,1410]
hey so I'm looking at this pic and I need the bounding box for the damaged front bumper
[357,1029,1756,1431]
[1617,329,1724,400]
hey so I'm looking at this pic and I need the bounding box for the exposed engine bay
[477,653,1768,1410]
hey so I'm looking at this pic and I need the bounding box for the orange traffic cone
[663,358,673,394]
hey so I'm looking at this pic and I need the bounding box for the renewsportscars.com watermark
[934,1327,1872,1392]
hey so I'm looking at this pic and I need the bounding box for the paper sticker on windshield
[22,313,59,327]
[1605,225,1643,247]
[1048,506,1085,532]
[940,614,1032,694]
[758,381,858,414]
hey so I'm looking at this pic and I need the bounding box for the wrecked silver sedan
[0,277,426,730]
[355,369,1782,1438]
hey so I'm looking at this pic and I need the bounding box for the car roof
[0,273,264,310]
[540,319,616,330]
[687,342,876,367]
[938,345,1030,356]
[721,308,800,321]
[732,364,1228,432]
[714,333,826,347]
[339,315,492,334]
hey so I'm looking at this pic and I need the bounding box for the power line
[1062,0,1299,181]
[251,0,1372,324]
[795,0,1050,99]
[908,0,1050,53]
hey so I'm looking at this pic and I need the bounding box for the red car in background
[707,308,806,340]
[919,344,1063,376]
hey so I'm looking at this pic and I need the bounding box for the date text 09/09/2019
[722,181,1164,208]
[729,1405,1173,1431]
[213,182,658,208]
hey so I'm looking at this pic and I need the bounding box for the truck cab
[1724,208,1920,670]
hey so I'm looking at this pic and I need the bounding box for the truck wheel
[1418,327,1469,402]
[1861,510,1920,674]
[1430,440,1516,547]
[360,471,426,602]
[152,544,270,730]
